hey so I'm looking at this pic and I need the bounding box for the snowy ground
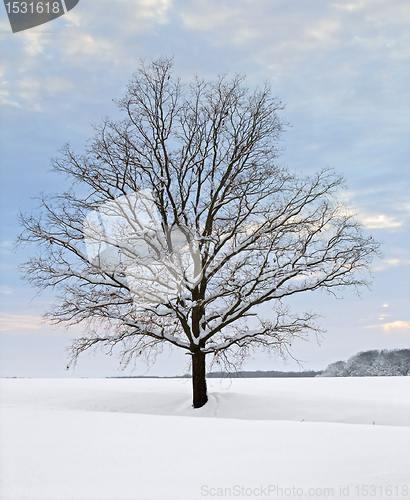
[1,377,409,500]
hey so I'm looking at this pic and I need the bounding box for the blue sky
[0,0,409,377]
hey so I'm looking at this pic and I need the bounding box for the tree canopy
[19,57,380,407]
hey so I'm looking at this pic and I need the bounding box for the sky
[0,0,409,377]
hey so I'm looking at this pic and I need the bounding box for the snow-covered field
[1,377,409,500]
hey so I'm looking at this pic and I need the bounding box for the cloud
[22,33,47,56]
[60,32,117,61]
[0,310,88,337]
[2,0,408,119]
[0,66,20,107]
[179,0,343,56]
[372,257,410,272]
[0,313,43,332]
[335,184,409,235]
[0,240,14,253]
[1,0,174,110]
[178,0,410,62]
[400,202,410,215]
[359,214,403,229]
[16,76,74,109]
[61,0,172,38]
[365,320,410,332]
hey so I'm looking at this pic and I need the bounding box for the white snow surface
[1,377,409,500]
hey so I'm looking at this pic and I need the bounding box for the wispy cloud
[0,66,20,107]
[373,259,409,272]
[366,320,410,332]
[16,76,75,111]
[1,0,174,110]
[335,182,409,239]
[0,313,43,332]
[359,214,403,229]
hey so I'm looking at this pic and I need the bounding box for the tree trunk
[192,350,208,408]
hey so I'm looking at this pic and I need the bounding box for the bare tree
[19,57,380,408]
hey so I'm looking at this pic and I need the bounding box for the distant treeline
[203,370,322,378]
[319,349,410,377]
[110,370,322,379]
[200,349,410,378]
[109,349,410,379]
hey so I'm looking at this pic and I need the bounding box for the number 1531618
[5,2,62,14]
